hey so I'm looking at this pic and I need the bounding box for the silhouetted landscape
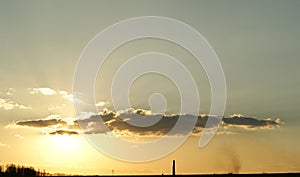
[0,164,50,176]
[0,163,299,177]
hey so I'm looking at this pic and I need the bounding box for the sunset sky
[0,0,300,175]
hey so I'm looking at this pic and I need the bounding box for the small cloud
[274,118,284,125]
[0,98,32,110]
[57,90,85,104]
[6,88,16,96]
[49,130,79,135]
[0,142,9,148]
[48,105,55,111]
[14,134,24,139]
[229,114,244,118]
[19,105,32,109]
[11,114,80,136]
[222,115,283,129]
[95,101,107,107]
[58,90,68,95]
[28,88,86,105]
[48,104,66,111]
[15,115,67,128]
[63,94,85,104]
[118,108,152,115]
[28,87,57,95]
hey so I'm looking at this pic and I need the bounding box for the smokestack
[172,160,175,175]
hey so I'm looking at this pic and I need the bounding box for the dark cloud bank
[12,109,284,136]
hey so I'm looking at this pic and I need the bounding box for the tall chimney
[172,160,175,175]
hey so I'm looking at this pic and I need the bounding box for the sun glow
[47,135,84,159]
[52,135,79,149]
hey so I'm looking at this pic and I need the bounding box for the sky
[0,0,300,175]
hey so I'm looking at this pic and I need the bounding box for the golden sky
[0,0,300,175]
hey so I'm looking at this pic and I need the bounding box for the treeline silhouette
[0,164,50,176]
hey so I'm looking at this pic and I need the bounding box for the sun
[47,135,83,157]
[52,135,78,149]
[36,134,96,172]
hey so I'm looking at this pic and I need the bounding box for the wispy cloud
[95,101,108,107]
[14,134,24,139]
[0,98,32,110]
[28,87,57,95]
[27,88,86,104]
[48,104,66,111]
[62,94,85,104]
[9,109,284,137]
[0,142,9,148]
[58,90,68,95]
[15,115,68,128]
[6,88,16,96]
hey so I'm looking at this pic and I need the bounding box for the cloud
[58,90,68,95]
[9,109,284,137]
[15,115,67,128]
[56,89,85,104]
[13,115,81,135]
[49,130,79,135]
[95,101,107,107]
[0,142,9,148]
[48,104,66,111]
[222,114,284,129]
[28,87,57,95]
[14,134,24,139]
[27,88,86,105]
[62,94,85,104]
[57,90,85,104]
[6,88,16,96]
[0,98,32,110]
